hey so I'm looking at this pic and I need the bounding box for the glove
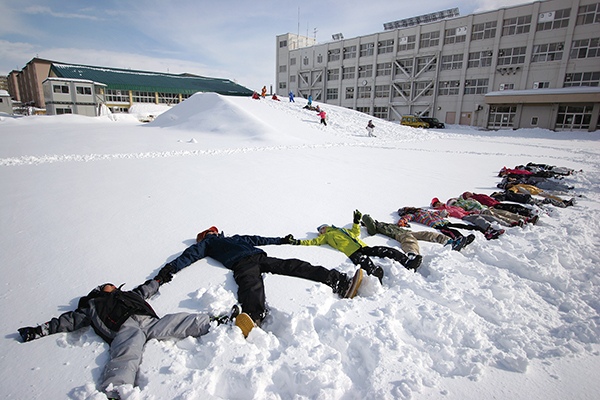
[397,220,411,228]
[353,210,362,224]
[280,234,300,245]
[154,263,175,285]
[18,323,49,342]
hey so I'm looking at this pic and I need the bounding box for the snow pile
[1,93,600,400]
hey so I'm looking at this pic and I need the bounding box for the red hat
[196,226,218,242]
[431,197,440,207]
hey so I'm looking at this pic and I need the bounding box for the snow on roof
[43,77,106,86]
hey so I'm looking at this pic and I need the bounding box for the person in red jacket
[318,110,327,125]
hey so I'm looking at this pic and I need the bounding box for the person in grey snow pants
[17,274,224,399]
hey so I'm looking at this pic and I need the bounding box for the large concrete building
[276,0,600,131]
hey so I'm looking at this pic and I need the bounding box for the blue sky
[1,0,531,91]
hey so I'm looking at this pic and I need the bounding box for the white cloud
[22,5,103,20]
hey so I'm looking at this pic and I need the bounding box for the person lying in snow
[158,227,364,330]
[505,183,576,208]
[430,198,505,240]
[18,276,240,399]
[460,191,538,219]
[360,213,473,253]
[447,196,529,227]
[289,210,423,279]
[397,207,477,246]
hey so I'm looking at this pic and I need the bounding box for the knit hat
[317,224,329,233]
[431,197,440,207]
[447,198,458,206]
[197,226,218,242]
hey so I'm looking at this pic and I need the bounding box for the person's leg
[360,246,408,266]
[411,230,451,246]
[395,232,421,255]
[348,249,383,281]
[493,203,534,217]
[485,208,524,224]
[100,317,147,394]
[230,254,268,323]
[144,313,211,341]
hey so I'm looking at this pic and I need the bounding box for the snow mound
[150,92,273,138]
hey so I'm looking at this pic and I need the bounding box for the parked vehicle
[420,117,445,128]
[400,115,430,128]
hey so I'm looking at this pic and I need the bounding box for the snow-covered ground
[1,93,599,400]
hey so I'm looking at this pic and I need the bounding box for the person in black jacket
[18,275,238,399]
[157,227,364,329]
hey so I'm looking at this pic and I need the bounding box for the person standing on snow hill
[289,210,423,281]
[156,227,364,332]
[318,109,327,126]
[289,91,295,102]
[261,86,267,97]
[308,94,313,106]
[366,120,375,137]
[17,276,240,400]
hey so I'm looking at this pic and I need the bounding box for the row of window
[308,70,600,102]
[105,90,193,104]
[488,104,595,130]
[52,85,94,95]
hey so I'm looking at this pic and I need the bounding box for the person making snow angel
[156,226,364,331]
[289,210,423,280]
[18,274,240,399]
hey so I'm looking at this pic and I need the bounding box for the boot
[405,253,422,271]
[333,269,364,299]
[361,214,378,236]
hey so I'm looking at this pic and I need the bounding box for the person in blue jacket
[157,227,363,328]
[289,91,295,102]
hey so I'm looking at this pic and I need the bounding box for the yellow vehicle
[400,115,430,128]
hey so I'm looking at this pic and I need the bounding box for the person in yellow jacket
[293,210,422,283]
[507,183,575,207]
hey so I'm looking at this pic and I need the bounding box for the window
[303,57,309,66]
[357,86,372,98]
[342,66,356,80]
[76,86,92,95]
[471,21,497,41]
[290,76,296,82]
[53,85,69,94]
[420,31,440,48]
[468,51,493,68]
[133,91,155,103]
[105,89,129,102]
[531,117,539,126]
[570,38,600,59]
[279,82,287,89]
[502,15,532,36]
[416,56,437,73]
[279,65,287,73]
[374,107,388,119]
[438,80,460,95]
[327,68,340,81]
[499,83,515,90]
[441,54,463,70]
[488,106,517,128]
[346,87,354,99]
[356,107,371,114]
[498,47,527,65]
[393,82,411,98]
[317,54,323,63]
[56,107,72,115]
[395,58,413,75]
[376,62,392,76]
[414,81,433,96]
[290,58,296,65]
[344,45,357,59]
[564,71,600,87]
[378,39,394,54]
[360,43,374,57]
[328,48,341,62]
[576,3,600,25]
[537,8,570,31]
[358,65,373,77]
[158,93,180,104]
[327,88,339,100]
[375,85,390,98]
[398,35,416,51]
[531,42,564,62]
[556,105,594,130]
[279,40,287,48]
[444,27,467,44]
[464,78,489,94]
[533,81,550,89]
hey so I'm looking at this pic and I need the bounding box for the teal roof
[50,62,253,96]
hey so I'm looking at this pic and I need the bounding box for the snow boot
[211,304,241,326]
[465,234,476,245]
[235,312,257,338]
[361,214,378,236]
[484,228,504,240]
[334,269,364,299]
[405,253,422,271]
[451,236,467,251]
